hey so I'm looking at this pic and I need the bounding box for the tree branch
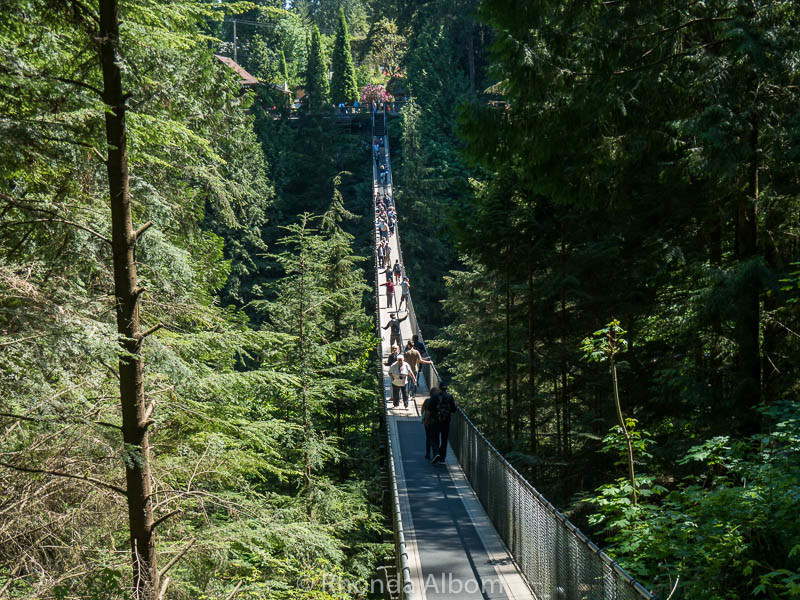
[158,537,196,578]
[133,221,153,241]
[610,40,725,77]
[225,581,243,600]
[96,357,120,380]
[1,219,111,245]
[157,576,170,600]
[0,334,48,348]
[0,461,127,496]
[0,411,121,431]
[139,323,163,340]
[152,509,182,530]
[143,401,155,423]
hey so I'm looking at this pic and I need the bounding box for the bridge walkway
[373,132,535,600]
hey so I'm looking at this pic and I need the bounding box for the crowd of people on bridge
[373,131,459,466]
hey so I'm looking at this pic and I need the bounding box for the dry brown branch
[225,580,243,600]
[158,537,196,578]
[0,460,126,496]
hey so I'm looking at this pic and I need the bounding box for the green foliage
[294,0,369,38]
[436,0,800,595]
[330,8,359,104]
[365,17,406,75]
[0,0,384,597]
[305,25,329,110]
[590,403,800,598]
[580,320,628,364]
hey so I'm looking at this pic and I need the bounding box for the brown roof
[214,55,258,86]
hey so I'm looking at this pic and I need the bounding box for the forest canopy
[1,0,799,599]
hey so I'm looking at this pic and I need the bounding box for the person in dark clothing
[392,260,402,283]
[421,387,440,460]
[382,311,408,349]
[385,344,400,367]
[429,383,457,463]
[377,239,386,268]
[412,334,430,389]
[412,334,428,357]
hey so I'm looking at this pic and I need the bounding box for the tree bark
[98,0,158,596]
[527,264,538,474]
[505,267,512,452]
[559,222,570,458]
[467,26,476,96]
[734,115,760,435]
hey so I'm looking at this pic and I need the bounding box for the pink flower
[361,84,391,105]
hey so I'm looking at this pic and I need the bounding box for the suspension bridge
[370,108,657,600]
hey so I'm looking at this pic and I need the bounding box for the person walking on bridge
[399,275,411,310]
[382,310,407,349]
[377,239,387,269]
[412,334,431,390]
[380,278,394,307]
[421,387,439,460]
[403,340,431,399]
[392,260,402,284]
[388,354,416,409]
[385,344,400,368]
[430,383,457,464]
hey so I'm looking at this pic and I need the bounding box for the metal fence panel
[448,409,656,600]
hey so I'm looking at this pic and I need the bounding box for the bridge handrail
[448,402,656,600]
[395,281,656,600]
[378,129,656,600]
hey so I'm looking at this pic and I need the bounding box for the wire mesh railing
[447,408,655,600]
[375,116,655,600]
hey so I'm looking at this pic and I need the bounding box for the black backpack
[435,393,453,424]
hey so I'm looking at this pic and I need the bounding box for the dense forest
[1,0,798,599]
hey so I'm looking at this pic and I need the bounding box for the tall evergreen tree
[305,24,328,111]
[330,8,359,105]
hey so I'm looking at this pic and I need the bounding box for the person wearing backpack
[392,260,402,283]
[382,311,407,349]
[429,383,457,463]
[420,387,440,460]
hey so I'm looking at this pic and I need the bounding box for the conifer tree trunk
[527,265,538,472]
[467,27,476,96]
[98,0,158,596]
[505,267,512,451]
[298,228,313,516]
[735,115,760,435]
[559,223,570,458]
